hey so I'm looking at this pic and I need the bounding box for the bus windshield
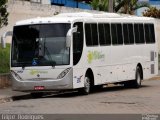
[11,23,70,67]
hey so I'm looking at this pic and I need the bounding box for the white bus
[10,12,158,96]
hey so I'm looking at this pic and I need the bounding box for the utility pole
[108,0,114,12]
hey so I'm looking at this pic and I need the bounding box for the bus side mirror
[66,26,77,48]
[66,36,71,48]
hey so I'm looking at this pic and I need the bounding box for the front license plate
[34,86,45,90]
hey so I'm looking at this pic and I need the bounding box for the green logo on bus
[30,70,48,75]
[87,51,105,64]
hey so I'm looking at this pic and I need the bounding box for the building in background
[30,0,51,4]
[137,0,160,16]
[30,0,91,10]
[51,0,91,9]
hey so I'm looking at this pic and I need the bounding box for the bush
[0,43,10,73]
[143,7,160,18]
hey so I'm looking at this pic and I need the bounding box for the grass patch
[0,44,10,73]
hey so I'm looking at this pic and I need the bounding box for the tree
[0,0,8,28]
[114,0,149,15]
[90,0,109,12]
[143,7,160,18]
[89,0,148,14]
[108,0,114,12]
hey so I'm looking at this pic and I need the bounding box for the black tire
[133,66,142,88]
[30,92,43,98]
[124,66,142,88]
[78,76,91,95]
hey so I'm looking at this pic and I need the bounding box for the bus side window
[111,23,117,45]
[85,23,92,46]
[123,23,130,44]
[128,24,134,44]
[139,24,145,43]
[134,24,140,44]
[91,23,98,46]
[144,24,150,43]
[116,23,123,45]
[111,23,123,45]
[73,22,84,65]
[104,23,111,45]
[149,24,155,43]
[98,23,106,45]
[145,24,155,44]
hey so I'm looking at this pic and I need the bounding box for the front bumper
[11,69,73,92]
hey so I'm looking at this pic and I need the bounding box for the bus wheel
[133,66,142,88]
[124,67,142,88]
[78,76,91,95]
[30,92,43,98]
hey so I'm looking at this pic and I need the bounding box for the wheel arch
[85,68,94,87]
[137,63,143,80]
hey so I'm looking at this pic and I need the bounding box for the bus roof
[15,12,155,26]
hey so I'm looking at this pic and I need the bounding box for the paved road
[0,79,160,114]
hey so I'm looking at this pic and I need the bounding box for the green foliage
[0,0,9,28]
[114,0,149,14]
[143,7,160,18]
[90,0,109,11]
[89,0,149,14]
[0,44,10,73]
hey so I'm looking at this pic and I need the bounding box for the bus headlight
[10,70,23,80]
[57,68,71,79]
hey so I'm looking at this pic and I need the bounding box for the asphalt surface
[0,79,160,114]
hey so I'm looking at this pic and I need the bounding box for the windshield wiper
[45,47,56,67]
[43,38,56,68]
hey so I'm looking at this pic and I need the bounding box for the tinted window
[73,22,84,65]
[85,24,92,46]
[134,24,140,43]
[144,24,150,43]
[111,24,117,45]
[116,24,123,44]
[98,24,106,45]
[111,23,123,45]
[128,24,134,44]
[144,24,155,43]
[12,24,70,67]
[91,23,98,46]
[139,24,145,43]
[150,24,155,43]
[104,23,111,45]
[123,24,129,44]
